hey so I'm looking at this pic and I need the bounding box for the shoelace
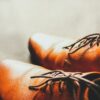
[29,71,100,100]
[63,33,100,54]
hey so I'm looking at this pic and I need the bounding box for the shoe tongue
[86,78,100,100]
[80,72,100,100]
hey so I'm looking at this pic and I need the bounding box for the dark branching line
[29,70,67,91]
[29,71,100,100]
[63,33,100,54]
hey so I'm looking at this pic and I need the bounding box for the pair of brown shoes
[0,33,100,100]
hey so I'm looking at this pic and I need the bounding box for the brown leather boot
[29,33,100,72]
[0,60,75,100]
[0,60,100,100]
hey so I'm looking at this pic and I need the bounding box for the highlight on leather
[29,33,100,72]
[0,59,100,100]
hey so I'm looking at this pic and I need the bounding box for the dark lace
[29,70,100,100]
[63,33,100,54]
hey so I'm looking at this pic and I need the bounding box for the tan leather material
[0,60,100,100]
[0,60,73,100]
[29,33,100,72]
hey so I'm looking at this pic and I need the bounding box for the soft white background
[0,0,100,62]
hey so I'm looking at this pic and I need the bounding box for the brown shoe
[0,60,100,100]
[29,33,100,72]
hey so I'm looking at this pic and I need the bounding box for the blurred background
[0,0,100,62]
